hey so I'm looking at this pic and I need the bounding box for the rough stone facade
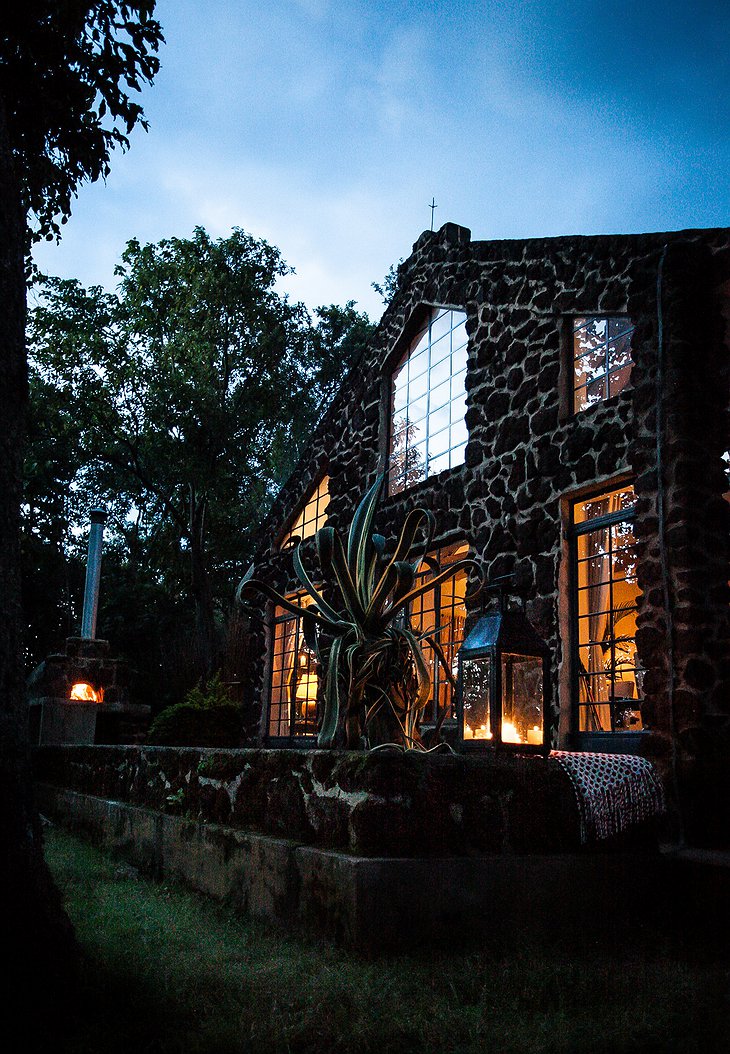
[240,223,730,845]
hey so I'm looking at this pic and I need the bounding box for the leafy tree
[29,227,374,682]
[0,2,162,1035]
[372,259,403,305]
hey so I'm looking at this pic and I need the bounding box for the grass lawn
[47,827,728,1054]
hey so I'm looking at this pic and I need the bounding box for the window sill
[571,730,652,756]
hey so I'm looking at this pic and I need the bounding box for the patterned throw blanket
[549,750,666,843]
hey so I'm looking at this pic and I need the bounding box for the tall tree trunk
[0,101,77,1035]
[189,487,216,679]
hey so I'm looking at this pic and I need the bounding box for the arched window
[280,476,330,549]
[389,308,468,494]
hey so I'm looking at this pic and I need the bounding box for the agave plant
[237,474,482,750]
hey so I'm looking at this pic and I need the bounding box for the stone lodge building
[240,222,730,844]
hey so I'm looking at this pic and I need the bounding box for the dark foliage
[1,2,162,243]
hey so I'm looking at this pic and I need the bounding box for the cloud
[32,0,730,326]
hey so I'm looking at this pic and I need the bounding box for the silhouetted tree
[0,3,162,1037]
[29,229,374,681]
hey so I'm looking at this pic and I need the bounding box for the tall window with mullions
[408,542,468,724]
[268,594,318,738]
[570,486,643,734]
[389,307,468,494]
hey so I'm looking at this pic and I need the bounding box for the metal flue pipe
[80,509,107,639]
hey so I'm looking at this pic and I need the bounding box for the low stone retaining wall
[36,746,676,950]
[38,782,669,952]
[34,745,588,856]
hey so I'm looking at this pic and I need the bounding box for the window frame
[566,314,635,416]
[266,594,319,743]
[567,484,647,747]
[278,474,330,550]
[407,540,469,727]
[386,305,469,495]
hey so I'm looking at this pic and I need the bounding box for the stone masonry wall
[238,224,730,841]
[34,744,583,856]
[630,241,730,842]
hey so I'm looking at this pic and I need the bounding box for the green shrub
[182,671,235,710]
[147,674,242,747]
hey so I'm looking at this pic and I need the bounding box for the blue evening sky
[34,0,730,318]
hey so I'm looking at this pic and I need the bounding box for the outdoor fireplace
[456,601,552,755]
[27,509,150,744]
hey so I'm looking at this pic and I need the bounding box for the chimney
[80,509,107,640]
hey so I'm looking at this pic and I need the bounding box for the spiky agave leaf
[363,506,434,625]
[346,474,385,607]
[292,537,346,626]
[318,636,344,748]
[238,574,346,632]
[362,533,387,604]
[390,557,483,618]
[317,525,367,627]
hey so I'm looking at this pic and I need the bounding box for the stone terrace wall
[239,224,730,838]
[35,745,584,856]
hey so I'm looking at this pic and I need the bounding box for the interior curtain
[278,616,298,736]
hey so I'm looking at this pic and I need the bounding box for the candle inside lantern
[501,719,522,743]
[526,725,542,745]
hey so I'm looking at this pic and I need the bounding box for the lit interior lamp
[456,602,552,755]
[295,650,318,717]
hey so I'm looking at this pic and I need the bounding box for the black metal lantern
[456,604,552,754]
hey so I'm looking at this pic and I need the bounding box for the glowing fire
[69,682,103,703]
[465,720,542,744]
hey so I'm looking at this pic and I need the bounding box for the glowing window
[389,308,468,494]
[573,317,634,413]
[268,594,318,738]
[571,486,642,733]
[408,542,468,724]
[280,476,330,548]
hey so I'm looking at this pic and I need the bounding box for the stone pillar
[632,240,730,845]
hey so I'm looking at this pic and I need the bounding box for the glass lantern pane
[500,653,544,746]
[462,655,491,741]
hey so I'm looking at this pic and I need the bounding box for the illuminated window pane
[268,594,318,737]
[280,476,330,548]
[571,486,642,733]
[389,308,468,494]
[408,542,468,723]
[573,317,634,414]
